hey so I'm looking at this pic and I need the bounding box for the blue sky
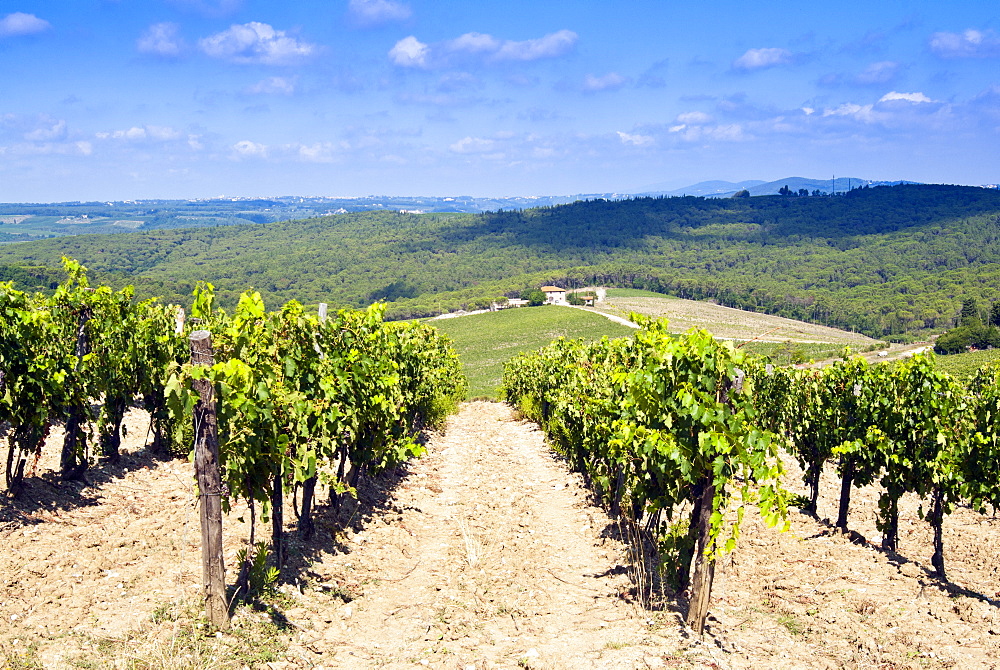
[1,0,998,201]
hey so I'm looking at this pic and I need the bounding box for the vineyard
[502,316,1000,652]
[3,265,1000,667]
[1,259,466,608]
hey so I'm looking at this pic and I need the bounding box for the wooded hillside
[2,184,999,340]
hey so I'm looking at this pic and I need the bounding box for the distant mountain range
[631,177,924,198]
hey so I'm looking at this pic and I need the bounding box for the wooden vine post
[685,478,716,634]
[189,329,229,630]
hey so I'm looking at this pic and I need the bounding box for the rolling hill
[2,184,1000,341]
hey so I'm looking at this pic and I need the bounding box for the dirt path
[280,401,705,668]
[4,402,1000,669]
[1,404,715,669]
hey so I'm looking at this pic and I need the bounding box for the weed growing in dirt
[59,600,290,669]
[1,638,43,670]
[778,613,806,636]
[233,541,280,604]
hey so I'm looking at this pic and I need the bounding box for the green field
[604,288,667,299]
[933,348,1000,380]
[430,306,635,399]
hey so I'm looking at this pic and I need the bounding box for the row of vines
[501,315,1000,633]
[165,280,466,574]
[1,258,466,594]
[501,315,789,633]
[0,259,184,490]
[756,354,1000,579]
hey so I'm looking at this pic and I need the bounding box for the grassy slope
[433,296,886,399]
[430,306,634,399]
[604,288,666,298]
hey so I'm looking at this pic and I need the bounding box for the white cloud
[710,124,745,140]
[813,91,943,127]
[199,23,316,65]
[0,116,93,157]
[390,29,577,68]
[616,131,653,146]
[396,91,484,107]
[0,12,51,38]
[146,125,185,141]
[930,29,1000,58]
[493,29,577,61]
[114,127,147,140]
[137,23,186,58]
[95,125,186,142]
[583,72,628,92]
[879,91,934,104]
[733,47,793,71]
[667,123,745,141]
[389,36,429,67]
[449,136,496,154]
[856,61,900,84]
[25,119,67,142]
[436,72,479,92]
[245,76,297,95]
[8,141,91,157]
[822,102,876,122]
[448,32,501,54]
[676,111,712,125]
[297,142,338,162]
[347,0,411,28]
[232,140,268,157]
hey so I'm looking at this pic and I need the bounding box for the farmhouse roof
[540,285,566,292]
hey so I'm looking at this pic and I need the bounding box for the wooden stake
[190,330,229,631]
[685,477,716,634]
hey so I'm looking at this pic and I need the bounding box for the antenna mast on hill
[832,175,835,196]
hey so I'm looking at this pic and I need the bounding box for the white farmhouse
[540,285,568,304]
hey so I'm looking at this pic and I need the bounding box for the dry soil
[2,402,999,669]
